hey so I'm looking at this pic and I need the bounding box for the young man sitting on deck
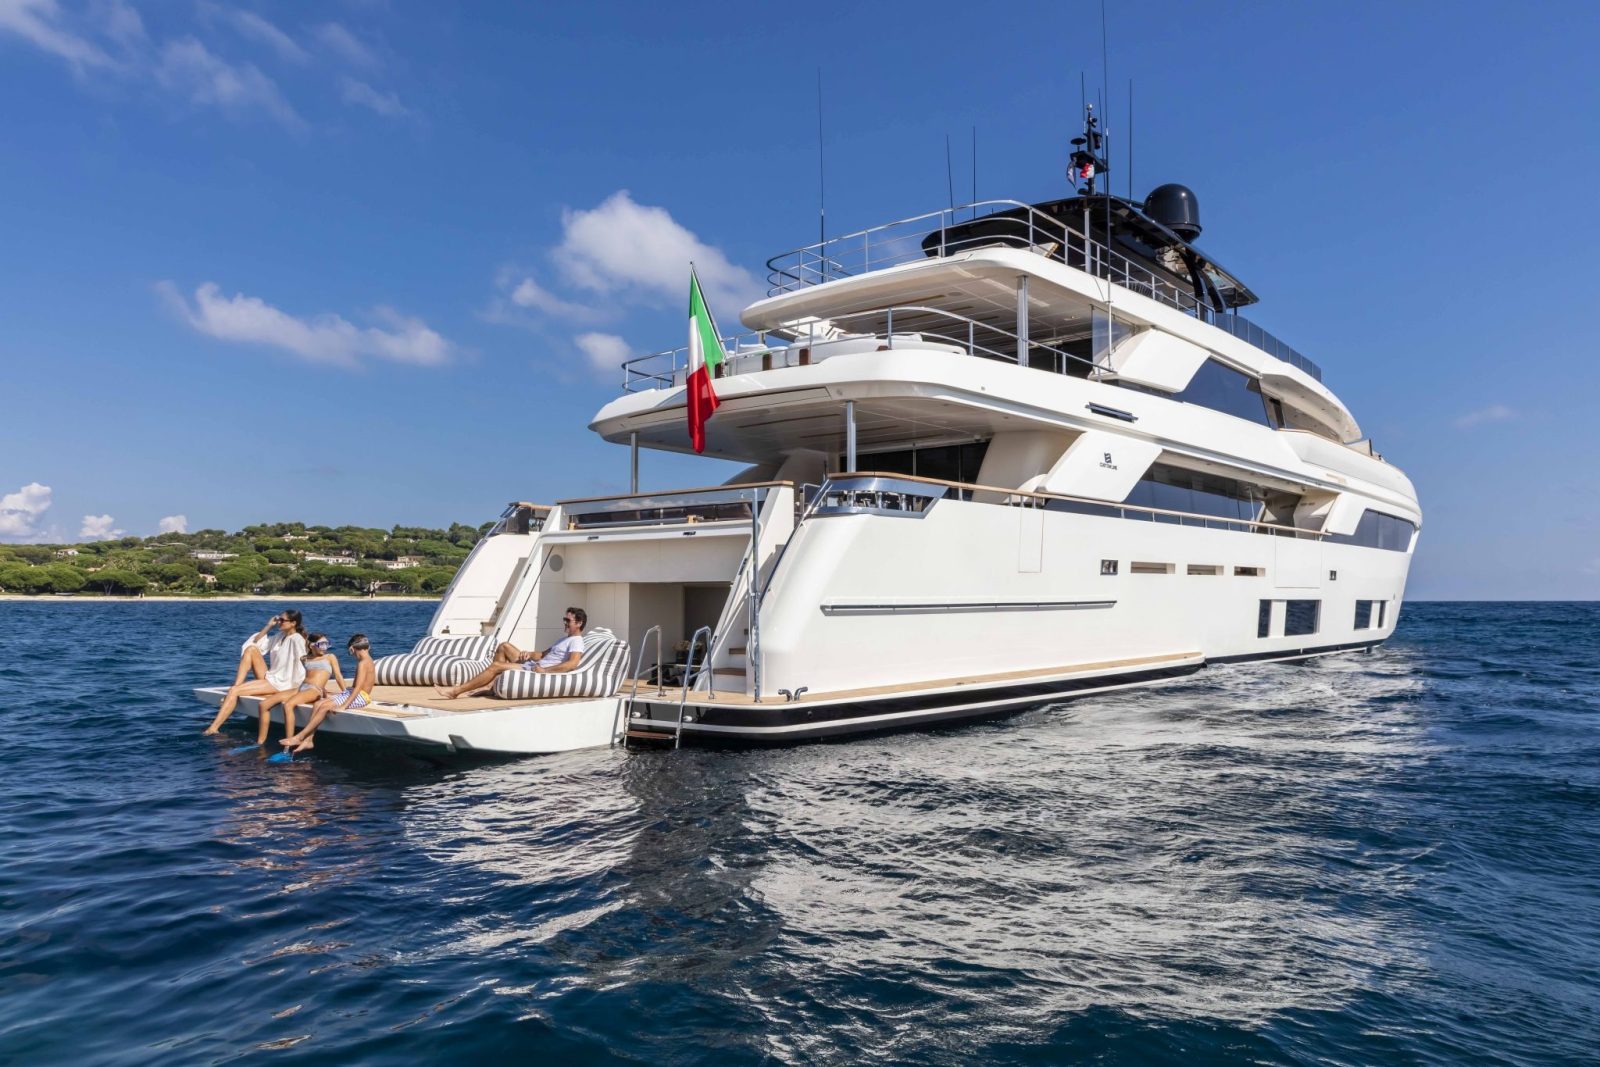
[434,608,587,700]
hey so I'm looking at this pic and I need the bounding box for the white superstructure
[195,128,1420,753]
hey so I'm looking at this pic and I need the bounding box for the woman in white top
[203,610,310,735]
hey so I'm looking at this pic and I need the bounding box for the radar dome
[1143,184,1202,241]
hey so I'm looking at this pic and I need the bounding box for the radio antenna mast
[1128,79,1134,200]
[816,68,826,250]
[971,125,977,218]
[1101,0,1111,145]
[945,134,956,216]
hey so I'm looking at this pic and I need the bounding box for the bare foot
[432,686,455,699]
[280,735,300,748]
[202,727,219,736]
[290,739,314,754]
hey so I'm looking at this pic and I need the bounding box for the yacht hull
[191,686,623,755]
[624,650,1211,744]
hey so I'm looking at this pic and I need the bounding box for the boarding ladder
[618,625,714,749]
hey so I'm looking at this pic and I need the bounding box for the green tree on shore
[0,518,485,597]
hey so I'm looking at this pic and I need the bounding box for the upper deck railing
[621,304,1099,392]
[1210,316,1322,382]
[762,198,1322,382]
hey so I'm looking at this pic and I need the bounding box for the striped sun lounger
[373,634,498,687]
[491,628,630,700]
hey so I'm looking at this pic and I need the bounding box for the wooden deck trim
[365,683,595,715]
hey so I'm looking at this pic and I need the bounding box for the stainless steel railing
[620,304,1100,392]
[764,199,1199,306]
[620,199,1322,389]
[762,198,1323,382]
[814,471,1326,540]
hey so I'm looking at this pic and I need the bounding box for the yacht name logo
[1100,452,1118,471]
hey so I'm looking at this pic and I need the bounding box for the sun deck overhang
[589,348,1368,502]
[733,247,1356,440]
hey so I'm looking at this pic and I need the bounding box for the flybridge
[760,195,1322,383]
[618,193,1322,394]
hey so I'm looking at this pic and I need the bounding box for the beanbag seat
[373,634,498,687]
[491,628,630,700]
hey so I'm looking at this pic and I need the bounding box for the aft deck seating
[373,633,497,687]
[491,627,629,700]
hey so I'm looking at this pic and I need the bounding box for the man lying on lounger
[434,607,587,699]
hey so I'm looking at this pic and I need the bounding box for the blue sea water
[1,600,1597,1065]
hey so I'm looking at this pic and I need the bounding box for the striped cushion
[413,634,497,659]
[374,652,494,687]
[492,628,629,701]
[373,633,499,686]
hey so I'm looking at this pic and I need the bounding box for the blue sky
[1,1,1596,598]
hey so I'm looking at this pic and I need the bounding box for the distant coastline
[0,520,480,598]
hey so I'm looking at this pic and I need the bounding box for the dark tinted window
[1124,462,1265,522]
[1354,600,1373,629]
[1257,599,1272,638]
[1285,600,1320,637]
[1331,510,1417,552]
[858,441,989,484]
[1173,359,1272,426]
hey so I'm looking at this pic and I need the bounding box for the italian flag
[686,267,725,453]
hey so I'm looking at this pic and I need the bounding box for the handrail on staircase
[676,625,714,749]
[615,624,662,746]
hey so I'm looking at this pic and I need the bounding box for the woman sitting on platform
[281,635,375,755]
[204,611,308,735]
[253,633,346,746]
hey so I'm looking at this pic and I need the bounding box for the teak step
[726,646,747,656]
[626,728,677,744]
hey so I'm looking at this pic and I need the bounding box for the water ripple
[0,600,1597,1064]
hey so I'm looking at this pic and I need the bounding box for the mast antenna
[1128,78,1134,200]
[1101,0,1111,163]
[1069,101,1106,196]
[945,133,956,217]
[971,125,977,219]
[816,68,826,250]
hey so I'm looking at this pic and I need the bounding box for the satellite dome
[1144,183,1202,241]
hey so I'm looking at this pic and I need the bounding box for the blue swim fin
[228,743,262,754]
[267,750,293,764]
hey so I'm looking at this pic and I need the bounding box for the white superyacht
[196,114,1421,753]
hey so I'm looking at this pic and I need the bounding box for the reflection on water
[3,602,1598,1065]
[745,657,1435,1059]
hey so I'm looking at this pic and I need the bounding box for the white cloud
[510,276,594,319]
[159,281,454,368]
[339,75,407,118]
[555,191,763,312]
[0,0,113,68]
[315,22,377,68]
[224,9,306,64]
[0,482,52,540]
[155,37,302,129]
[1454,404,1517,430]
[92,0,144,52]
[574,332,632,378]
[157,514,188,534]
[560,191,764,313]
[484,195,758,356]
[80,513,123,540]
